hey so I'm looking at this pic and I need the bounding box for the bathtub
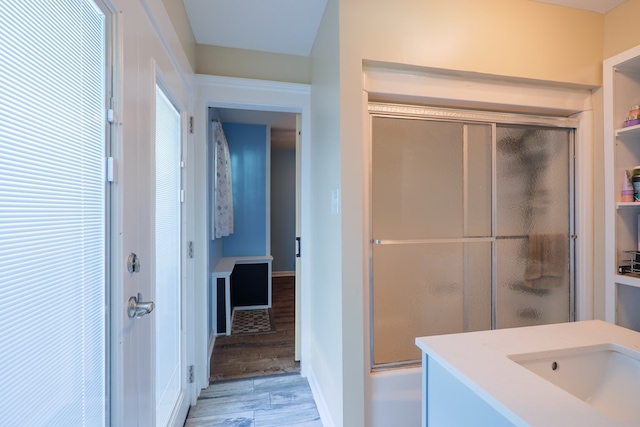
[368,367,422,426]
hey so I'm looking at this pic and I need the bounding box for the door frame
[192,75,311,393]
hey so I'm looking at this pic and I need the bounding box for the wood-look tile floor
[210,276,299,381]
[184,373,322,427]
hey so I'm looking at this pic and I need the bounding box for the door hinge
[106,157,115,182]
[180,189,185,203]
[189,116,194,134]
[188,241,194,259]
[188,365,194,383]
[106,108,116,124]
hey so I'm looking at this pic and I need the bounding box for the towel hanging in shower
[212,121,234,239]
[524,233,567,289]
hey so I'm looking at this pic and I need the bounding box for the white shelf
[614,273,640,289]
[616,202,640,209]
[604,43,640,328]
[616,124,640,138]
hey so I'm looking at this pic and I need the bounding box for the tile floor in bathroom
[184,373,322,427]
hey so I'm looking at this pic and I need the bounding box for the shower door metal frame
[368,103,578,369]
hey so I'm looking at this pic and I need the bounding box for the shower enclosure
[370,105,575,367]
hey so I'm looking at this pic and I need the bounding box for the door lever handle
[128,293,155,318]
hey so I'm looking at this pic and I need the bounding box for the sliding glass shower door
[370,110,573,366]
[495,126,572,329]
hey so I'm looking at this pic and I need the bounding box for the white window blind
[0,1,107,425]
[154,86,182,427]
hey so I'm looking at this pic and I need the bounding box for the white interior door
[116,69,190,427]
[155,84,190,426]
[106,1,194,426]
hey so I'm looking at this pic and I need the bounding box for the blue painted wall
[222,123,268,257]
[271,149,296,272]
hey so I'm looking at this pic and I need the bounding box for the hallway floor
[210,276,298,381]
[184,373,322,427]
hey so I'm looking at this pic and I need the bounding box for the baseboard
[234,305,269,310]
[272,270,295,277]
[306,368,336,427]
[208,333,215,368]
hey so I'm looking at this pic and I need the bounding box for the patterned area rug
[231,308,274,335]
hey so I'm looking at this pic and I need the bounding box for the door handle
[127,293,155,318]
[296,237,301,258]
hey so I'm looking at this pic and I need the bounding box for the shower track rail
[372,236,535,245]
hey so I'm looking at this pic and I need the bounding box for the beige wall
[351,0,603,87]
[162,0,196,70]
[604,0,640,59]
[196,45,311,84]
[321,1,608,425]
[309,0,347,425]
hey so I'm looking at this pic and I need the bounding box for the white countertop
[415,320,640,426]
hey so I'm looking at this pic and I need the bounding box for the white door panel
[154,83,188,427]
[112,1,193,426]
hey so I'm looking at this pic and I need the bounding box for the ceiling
[183,0,327,57]
[187,0,626,150]
[184,0,626,59]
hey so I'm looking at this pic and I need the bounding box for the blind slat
[0,1,107,425]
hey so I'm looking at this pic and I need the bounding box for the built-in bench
[211,255,273,336]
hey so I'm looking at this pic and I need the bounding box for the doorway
[208,107,299,381]
[192,74,311,392]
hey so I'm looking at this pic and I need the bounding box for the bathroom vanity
[416,320,640,426]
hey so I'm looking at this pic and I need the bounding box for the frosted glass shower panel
[466,124,493,237]
[495,126,571,329]
[372,117,491,239]
[372,242,491,365]
[370,109,575,366]
[496,238,570,329]
[495,126,571,236]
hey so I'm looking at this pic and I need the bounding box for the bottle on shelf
[633,167,640,202]
[623,169,634,202]
[623,104,640,128]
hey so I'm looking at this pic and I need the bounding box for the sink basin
[509,344,640,422]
